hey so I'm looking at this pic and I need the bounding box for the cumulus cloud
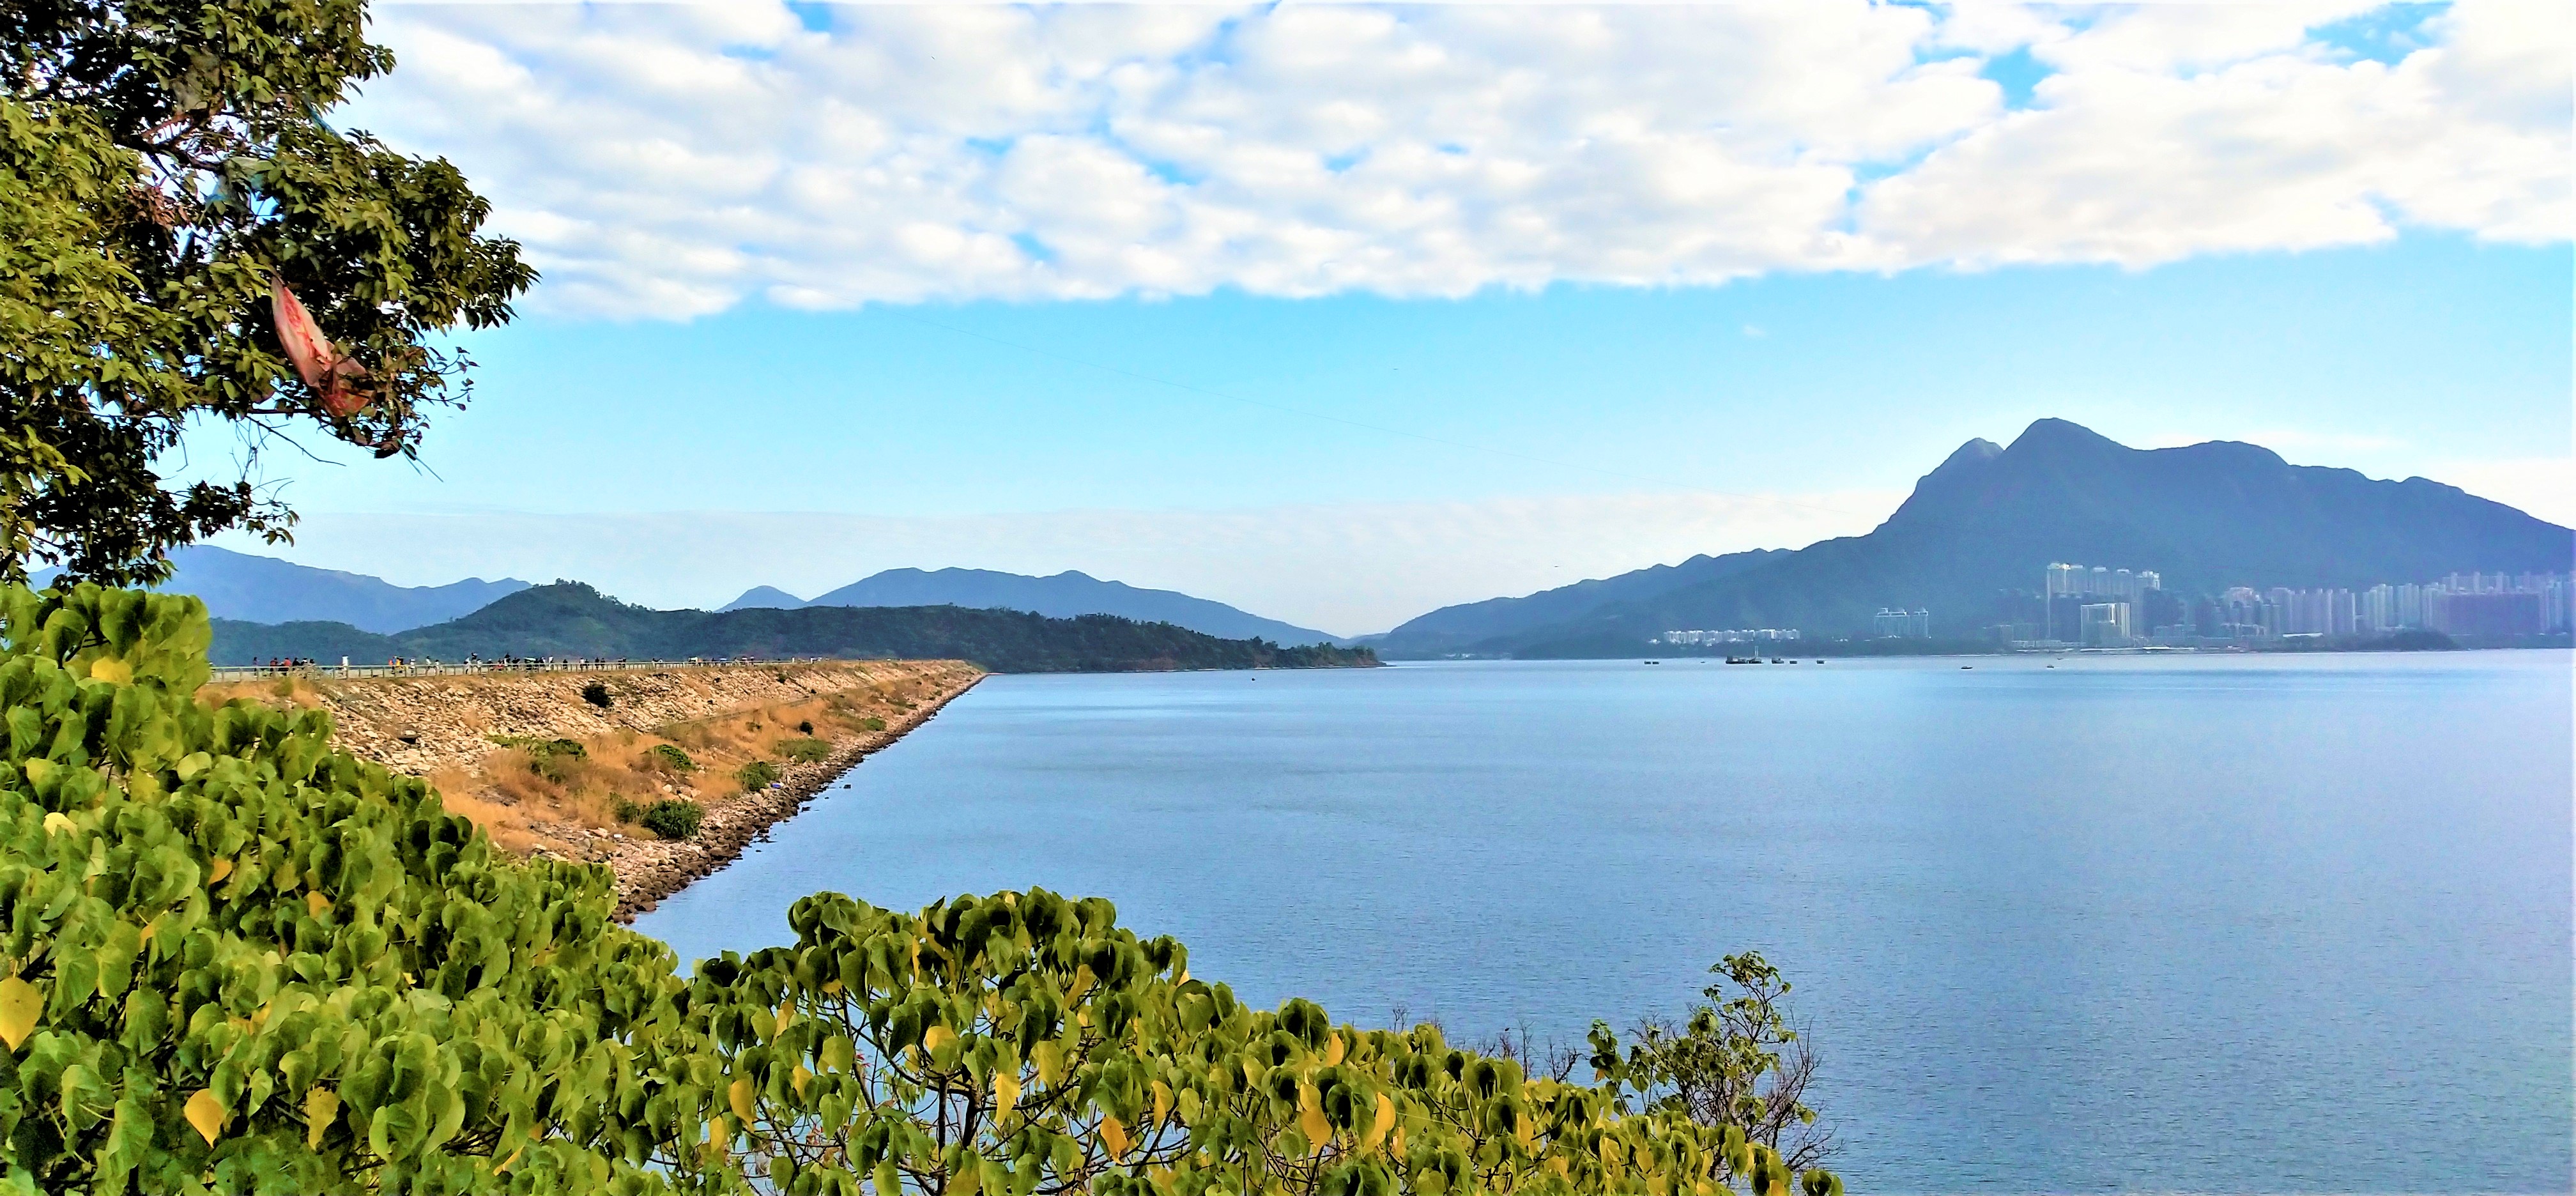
[230,489,1904,636]
[344,1,2571,318]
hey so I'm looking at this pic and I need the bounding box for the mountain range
[1372,418,2574,657]
[720,568,1345,645]
[36,545,528,634]
[210,584,1377,673]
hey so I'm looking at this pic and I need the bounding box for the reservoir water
[636,652,2573,1195]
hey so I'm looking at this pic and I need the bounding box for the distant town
[1651,564,2575,653]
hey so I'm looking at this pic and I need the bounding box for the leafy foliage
[685,889,1839,1196]
[646,744,697,774]
[0,583,1845,1195]
[1589,954,1830,1170]
[582,683,613,710]
[637,800,702,843]
[1,0,534,585]
[0,583,704,1193]
[733,762,779,792]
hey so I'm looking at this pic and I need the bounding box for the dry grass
[192,663,972,861]
[204,675,325,709]
[425,673,949,853]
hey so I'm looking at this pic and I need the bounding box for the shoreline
[603,671,984,920]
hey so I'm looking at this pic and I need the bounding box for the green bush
[859,716,885,732]
[0,584,699,1193]
[636,800,703,841]
[581,680,612,709]
[644,742,695,772]
[795,720,813,735]
[778,737,830,764]
[732,760,779,792]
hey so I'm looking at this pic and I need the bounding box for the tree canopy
[1,0,532,586]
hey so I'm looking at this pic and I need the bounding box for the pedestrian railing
[207,657,827,683]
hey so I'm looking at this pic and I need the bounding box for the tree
[1,0,533,586]
[1590,953,1833,1172]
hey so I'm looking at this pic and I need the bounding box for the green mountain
[212,583,1379,672]
[727,567,1348,645]
[1377,419,2573,657]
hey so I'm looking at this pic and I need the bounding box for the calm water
[638,652,2573,1195]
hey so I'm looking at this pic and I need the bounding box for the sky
[190,1,2573,636]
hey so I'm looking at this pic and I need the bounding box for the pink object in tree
[270,277,369,415]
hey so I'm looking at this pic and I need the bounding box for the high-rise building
[2079,602,2132,647]
[2046,563,2082,597]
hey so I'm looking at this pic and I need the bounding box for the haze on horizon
[187,1,2573,636]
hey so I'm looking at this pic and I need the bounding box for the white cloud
[226,489,1902,636]
[341,1,2570,318]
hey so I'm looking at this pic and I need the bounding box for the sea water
[637,652,2574,1195]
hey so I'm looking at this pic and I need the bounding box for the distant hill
[757,567,1347,645]
[1377,419,2573,657]
[211,583,1379,673]
[1373,549,1788,657]
[37,545,529,633]
[720,586,808,611]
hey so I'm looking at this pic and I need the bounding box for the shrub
[637,799,703,841]
[0,583,696,1193]
[795,719,813,735]
[778,737,831,764]
[860,716,885,732]
[581,680,612,708]
[644,742,696,773]
[733,760,780,791]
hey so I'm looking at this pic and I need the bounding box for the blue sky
[192,3,2572,634]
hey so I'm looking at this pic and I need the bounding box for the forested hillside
[215,583,1376,671]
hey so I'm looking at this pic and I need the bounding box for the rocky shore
[599,673,979,919]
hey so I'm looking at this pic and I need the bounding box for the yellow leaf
[0,977,41,1050]
[305,891,331,917]
[774,1002,795,1038]
[729,1077,755,1123]
[1100,1116,1130,1160]
[1363,1092,1395,1151]
[1298,1085,1331,1151]
[993,1071,1022,1119]
[1033,1041,1063,1086]
[922,1025,955,1056]
[87,658,131,684]
[1391,1126,1404,1158]
[1067,964,1096,1004]
[206,857,233,885]
[1323,1033,1346,1066]
[185,1089,225,1145]
[495,1146,522,1175]
[305,1088,339,1149]
[705,1115,728,1157]
[792,1066,813,1100]
[1151,1080,1172,1127]
[40,813,73,837]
